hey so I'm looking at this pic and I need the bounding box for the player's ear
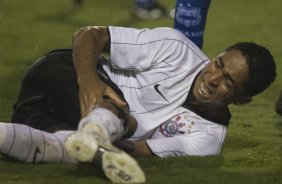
[233,96,252,105]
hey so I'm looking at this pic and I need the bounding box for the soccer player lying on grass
[5,26,276,183]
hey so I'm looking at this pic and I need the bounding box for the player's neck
[184,93,229,121]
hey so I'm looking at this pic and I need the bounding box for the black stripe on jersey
[117,68,194,90]
[111,38,208,64]
[23,127,33,162]
[129,90,189,115]
[6,124,16,155]
[53,134,64,164]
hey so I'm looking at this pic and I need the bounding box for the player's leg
[11,49,125,132]
[65,99,137,158]
[64,102,145,183]
[0,122,76,163]
[174,0,211,49]
[65,107,123,161]
[11,49,80,132]
[12,49,145,182]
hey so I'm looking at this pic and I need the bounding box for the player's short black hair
[225,42,276,97]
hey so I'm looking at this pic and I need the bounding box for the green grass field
[0,0,282,183]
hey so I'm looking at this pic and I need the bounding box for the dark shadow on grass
[0,154,20,163]
[69,163,105,177]
[64,163,119,183]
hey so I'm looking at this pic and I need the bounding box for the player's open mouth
[199,82,212,97]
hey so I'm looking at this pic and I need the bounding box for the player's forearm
[72,26,109,83]
[116,140,154,157]
[131,141,154,157]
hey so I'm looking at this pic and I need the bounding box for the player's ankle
[78,107,125,142]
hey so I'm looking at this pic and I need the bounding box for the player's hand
[104,85,127,108]
[78,75,127,117]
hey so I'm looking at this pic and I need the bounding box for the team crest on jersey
[159,113,196,137]
[159,119,179,137]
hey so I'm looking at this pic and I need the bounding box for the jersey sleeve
[108,26,196,71]
[144,110,227,157]
[146,132,224,158]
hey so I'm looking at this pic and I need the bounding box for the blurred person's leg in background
[174,0,211,49]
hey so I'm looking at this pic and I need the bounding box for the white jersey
[146,109,227,157]
[101,26,227,157]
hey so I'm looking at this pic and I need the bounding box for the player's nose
[207,72,222,88]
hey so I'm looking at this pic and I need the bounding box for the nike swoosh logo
[32,147,41,164]
[154,84,169,102]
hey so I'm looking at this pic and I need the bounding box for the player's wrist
[114,140,135,154]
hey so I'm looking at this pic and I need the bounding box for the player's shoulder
[151,27,188,40]
[151,27,202,53]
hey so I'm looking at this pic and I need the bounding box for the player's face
[192,49,249,105]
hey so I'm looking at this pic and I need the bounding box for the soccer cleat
[133,1,170,20]
[275,90,282,115]
[100,147,146,183]
[64,123,146,183]
[64,131,99,162]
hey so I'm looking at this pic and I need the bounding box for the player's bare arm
[72,26,126,117]
[130,141,153,157]
[115,140,154,157]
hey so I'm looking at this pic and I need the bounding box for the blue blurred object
[174,0,211,49]
[134,0,155,8]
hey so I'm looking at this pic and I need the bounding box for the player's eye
[225,77,234,90]
[215,58,223,69]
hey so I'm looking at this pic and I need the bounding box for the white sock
[78,107,124,143]
[0,122,77,164]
